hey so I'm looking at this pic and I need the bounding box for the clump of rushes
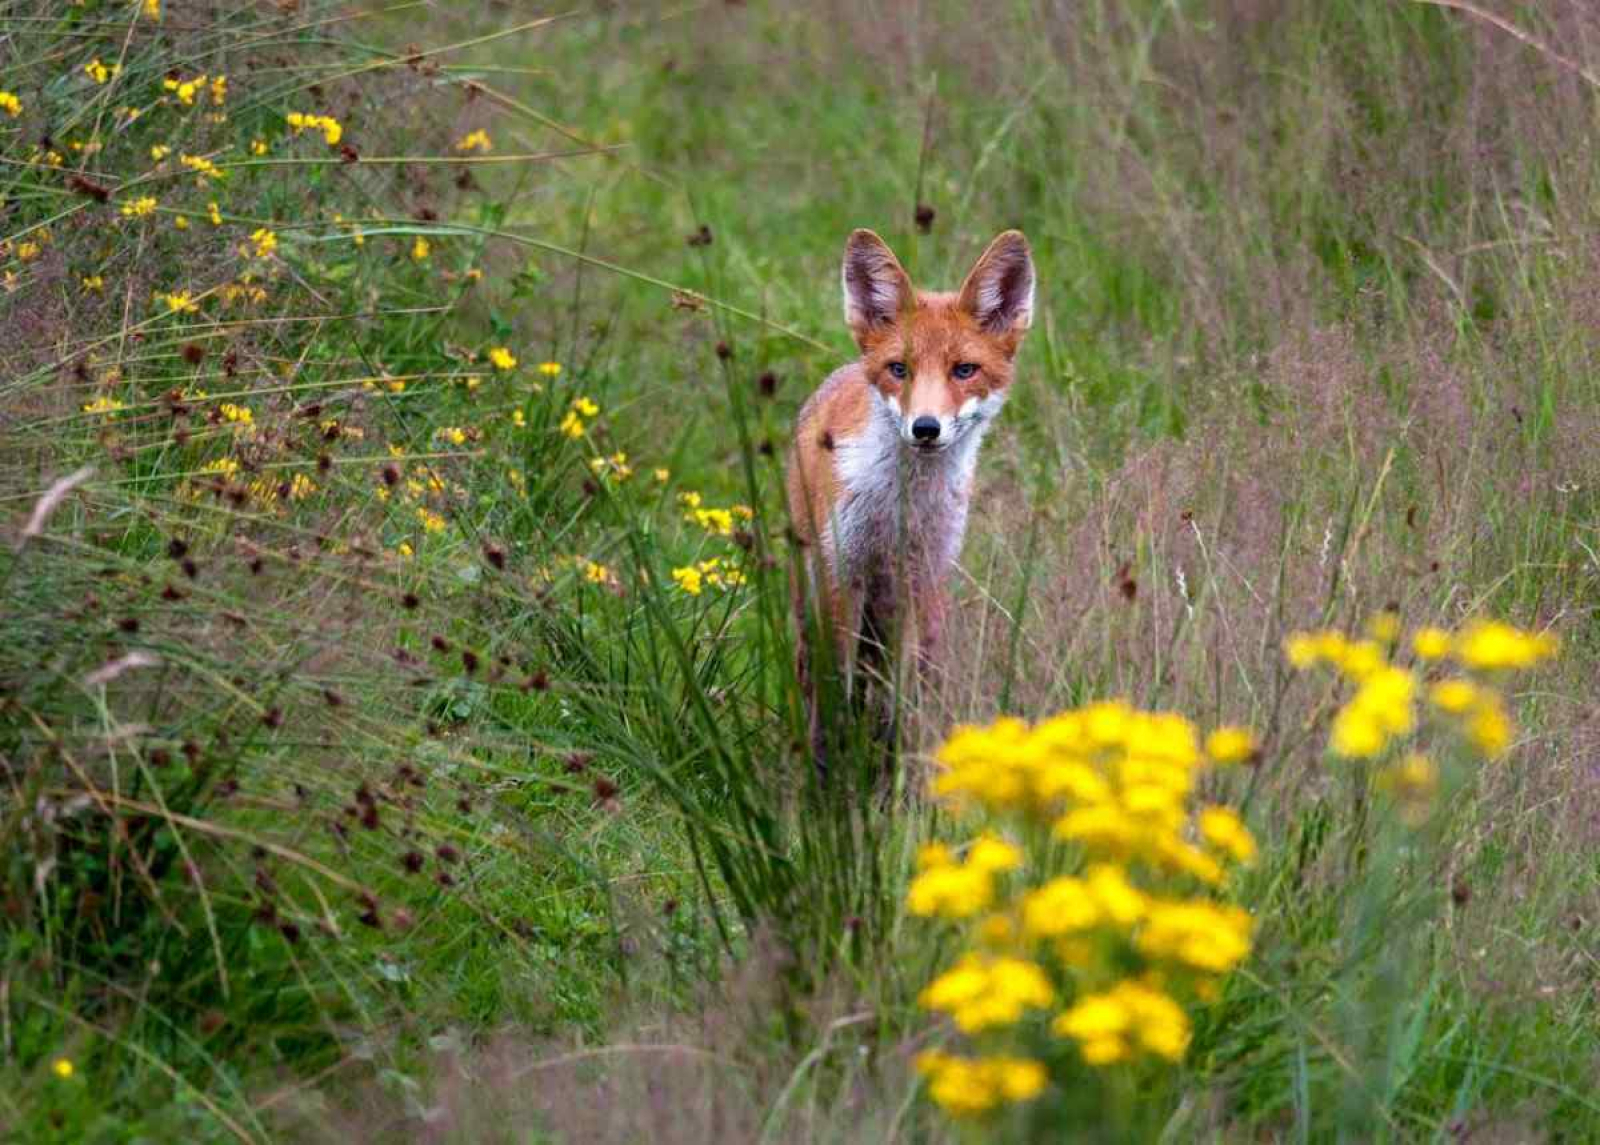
[908,702,1257,1123]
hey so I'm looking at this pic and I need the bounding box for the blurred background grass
[2,0,1598,1140]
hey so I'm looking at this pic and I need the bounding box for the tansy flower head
[1204,725,1257,765]
[248,228,278,258]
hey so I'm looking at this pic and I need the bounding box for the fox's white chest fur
[825,387,1000,589]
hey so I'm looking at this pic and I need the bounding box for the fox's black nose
[911,416,941,443]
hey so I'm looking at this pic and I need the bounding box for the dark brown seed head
[757,370,778,397]
[181,343,206,365]
[913,203,936,233]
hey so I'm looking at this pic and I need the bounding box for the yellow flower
[1204,725,1257,765]
[488,347,517,371]
[121,196,158,218]
[84,58,118,84]
[412,236,430,261]
[511,409,526,428]
[1465,692,1512,758]
[559,410,586,439]
[250,138,268,156]
[672,566,703,596]
[287,473,316,500]
[209,75,227,105]
[181,153,224,180]
[143,0,160,18]
[160,291,198,313]
[1412,626,1452,662]
[0,92,22,118]
[417,507,447,533]
[573,396,599,417]
[219,402,253,427]
[174,216,189,230]
[580,559,611,585]
[436,426,467,446]
[1428,678,1479,715]
[82,275,104,293]
[538,361,563,377]
[455,129,492,152]
[1198,805,1257,864]
[1136,899,1253,974]
[286,112,342,145]
[150,144,171,161]
[1054,979,1192,1065]
[654,468,670,483]
[51,1058,74,1080]
[163,74,207,106]
[1454,619,1558,672]
[208,201,222,226]
[81,396,125,416]
[17,241,40,262]
[692,507,734,536]
[918,953,1055,1033]
[915,1052,1046,1118]
[248,227,278,258]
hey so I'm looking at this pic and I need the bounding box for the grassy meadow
[2,0,1599,1140]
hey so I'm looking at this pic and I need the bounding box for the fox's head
[841,227,1035,455]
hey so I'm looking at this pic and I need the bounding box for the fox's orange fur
[787,229,1036,744]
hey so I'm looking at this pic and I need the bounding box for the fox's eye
[952,362,979,381]
[886,361,908,380]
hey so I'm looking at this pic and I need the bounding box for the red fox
[787,228,1036,745]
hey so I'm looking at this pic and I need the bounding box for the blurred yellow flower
[915,1052,1046,1118]
[248,227,277,258]
[1412,626,1451,661]
[208,201,222,226]
[286,111,342,145]
[121,196,158,218]
[1454,619,1558,671]
[81,275,104,293]
[1204,725,1256,765]
[160,290,198,313]
[412,236,430,261]
[81,396,125,416]
[538,361,563,377]
[0,92,22,118]
[671,566,703,596]
[488,347,517,370]
[143,0,160,18]
[455,129,491,153]
[84,58,118,84]
[51,1058,74,1080]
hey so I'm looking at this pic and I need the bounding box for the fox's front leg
[913,573,951,685]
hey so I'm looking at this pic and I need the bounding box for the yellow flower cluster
[121,196,158,218]
[488,346,517,371]
[455,129,492,153]
[911,704,1256,1119]
[914,1052,1046,1118]
[1287,616,1555,764]
[670,557,746,596]
[560,396,599,439]
[0,91,21,118]
[247,227,277,258]
[286,112,343,145]
[181,153,224,181]
[163,74,208,106]
[589,451,633,481]
[84,58,119,85]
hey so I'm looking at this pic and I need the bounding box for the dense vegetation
[2,1,1597,1140]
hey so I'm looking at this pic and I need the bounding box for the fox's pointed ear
[958,230,1035,335]
[842,229,914,346]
